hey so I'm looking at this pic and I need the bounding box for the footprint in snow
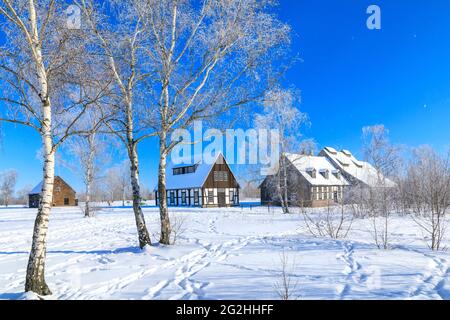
[98,256,115,264]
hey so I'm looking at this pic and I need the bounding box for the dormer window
[337,159,350,167]
[173,164,198,175]
[306,168,316,178]
[352,159,363,168]
[342,150,352,157]
[325,147,338,155]
[320,169,330,179]
[332,170,341,179]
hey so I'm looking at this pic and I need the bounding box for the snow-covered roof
[325,146,338,154]
[28,176,76,195]
[155,153,236,190]
[284,153,349,186]
[320,147,396,188]
[29,181,43,195]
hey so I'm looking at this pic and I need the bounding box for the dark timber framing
[155,154,240,208]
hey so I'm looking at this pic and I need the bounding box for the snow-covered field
[0,205,449,300]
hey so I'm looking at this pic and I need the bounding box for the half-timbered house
[155,153,240,208]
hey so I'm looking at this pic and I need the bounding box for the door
[218,191,226,207]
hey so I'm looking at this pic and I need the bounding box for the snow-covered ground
[0,205,449,300]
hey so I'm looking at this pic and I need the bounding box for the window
[333,170,341,179]
[208,191,214,203]
[187,166,195,173]
[230,190,234,204]
[181,191,187,205]
[55,187,61,193]
[214,171,228,182]
[194,191,199,205]
[320,170,330,179]
[169,191,175,205]
[307,168,316,178]
[64,198,69,205]
[173,165,198,176]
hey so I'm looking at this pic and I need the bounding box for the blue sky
[1,0,450,192]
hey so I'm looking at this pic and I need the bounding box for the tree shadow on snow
[0,246,147,256]
[0,292,26,300]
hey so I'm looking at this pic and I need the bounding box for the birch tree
[0,169,17,207]
[64,111,110,217]
[406,147,450,250]
[255,88,307,214]
[0,0,109,295]
[79,0,154,248]
[105,161,131,207]
[138,0,292,243]
[16,184,32,205]
[361,125,400,249]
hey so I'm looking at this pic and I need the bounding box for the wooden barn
[28,176,77,208]
[155,153,240,208]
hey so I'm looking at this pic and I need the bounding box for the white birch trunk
[124,97,151,248]
[158,132,171,245]
[84,134,95,217]
[128,143,152,248]
[24,0,55,295]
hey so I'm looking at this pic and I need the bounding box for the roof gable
[157,153,239,190]
[55,176,76,194]
[29,181,43,195]
[28,176,76,195]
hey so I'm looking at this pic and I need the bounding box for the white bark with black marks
[129,142,152,248]
[158,134,171,245]
[23,0,54,296]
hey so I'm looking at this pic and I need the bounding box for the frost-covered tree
[16,184,32,205]
[79,0,153,248]
[0,0,109,295]
[406,146,450,251]
[135,0,293,244]
[255,87,308,214]
[361,125,400,249]
[64,111,110,218]
[0,169,17,207]
[104,161,131,207]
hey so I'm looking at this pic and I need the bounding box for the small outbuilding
[28,176,77,208]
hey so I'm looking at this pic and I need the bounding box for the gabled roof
[320,147,396,188]
[155,153,238,190]
[284,153,349,186]
[29,181,43,195]
[28,176,76,195]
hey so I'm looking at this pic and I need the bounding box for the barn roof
[284,153,350,186]
[320,147,396,188]
[29,181,43,195]
[154,153,237,190]
[28,176,76,195]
